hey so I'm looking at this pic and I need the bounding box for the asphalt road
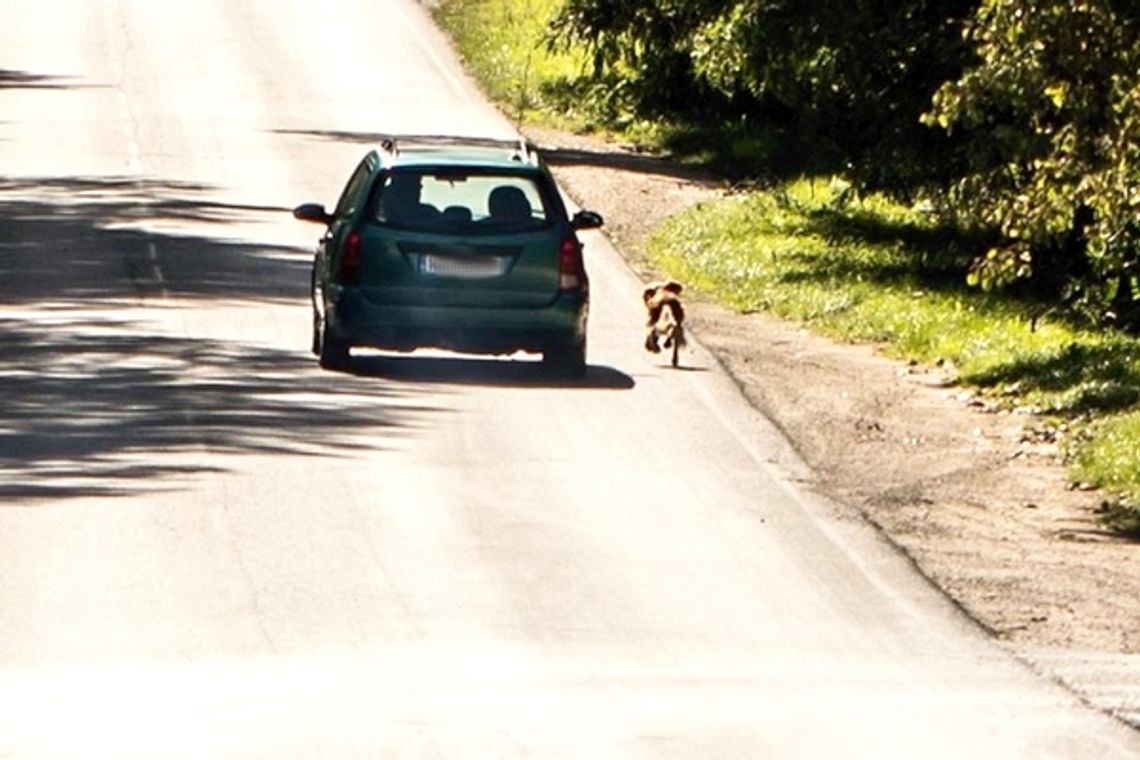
[2,2,1139,757]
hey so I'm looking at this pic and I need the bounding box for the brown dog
[643,281,686,368]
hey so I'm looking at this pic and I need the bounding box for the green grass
[1074,413,1140,537]
[650,181,1060,376]
[435,0,1140,533]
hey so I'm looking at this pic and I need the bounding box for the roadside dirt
[526,125,1140,657]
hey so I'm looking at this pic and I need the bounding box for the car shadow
[339,353,635,389]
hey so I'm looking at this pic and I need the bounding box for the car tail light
[339,230,362,285]
[559,237,584,291]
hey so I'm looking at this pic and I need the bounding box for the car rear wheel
[310,308,322,356]
[310,266,321,356]
[543,338,586,378]
[318,323,351,370]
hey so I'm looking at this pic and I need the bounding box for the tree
[925,0,1140,325]
[548,0,732,116]
[550,0,975,191]
[687,0,976,189]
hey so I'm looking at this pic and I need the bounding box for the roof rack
[510,138,534,164]
[376,134,540,166]
[378,137,398,165]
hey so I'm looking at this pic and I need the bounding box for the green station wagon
[293,135,604,375]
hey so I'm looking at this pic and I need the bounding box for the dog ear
[663,281,684,295]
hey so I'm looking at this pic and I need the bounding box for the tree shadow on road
[0,176,307,304]
[0,68,83,90]
[0,316,445,503]
[0,175,446,503]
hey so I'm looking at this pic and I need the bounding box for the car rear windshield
[370,169,551,234]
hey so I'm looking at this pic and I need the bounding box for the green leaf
[1045,82,1067,109]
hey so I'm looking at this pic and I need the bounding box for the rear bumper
[326,289,588,355]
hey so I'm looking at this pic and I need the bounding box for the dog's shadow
[655,363,707,373]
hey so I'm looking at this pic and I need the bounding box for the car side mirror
[293,203,333,225]
[571,210,604,230]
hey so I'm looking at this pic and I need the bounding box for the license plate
[419,253,507,279]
